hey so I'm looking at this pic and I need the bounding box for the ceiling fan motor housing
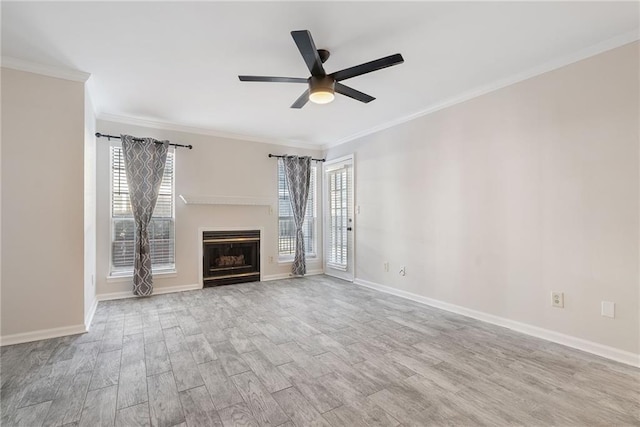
[310,75,335,92]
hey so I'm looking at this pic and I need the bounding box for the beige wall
[326,42,639,355]
[95,120,323,296]
[1,68,86,337]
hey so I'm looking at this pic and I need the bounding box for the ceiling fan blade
[335,83,376,103]
[238,76,308,83]
[291,89,309,109]
[291,30,326,76]
[330,53,404,82]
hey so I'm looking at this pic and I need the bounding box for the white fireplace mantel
[179,194,275,206]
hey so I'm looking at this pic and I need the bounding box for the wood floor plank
[178,385,223,427]
[213,341,251,377]
[184,333,217,364]
[230,371,289,427]
[315,351,380,395]
[277,363,342,414]
[317,371,364,404]
[233,316,262,337]
[272,386,331,427]
[43,371,92,426]
[253,322,291,345]
[145,341,171,377]
[118,336,148,409]
[159,313,178,330]
[241,351,291,393]
[322,407,369,427]
[115,402,150,427]
[19,359,72,408]
[88,349,121,390]
[278,342,332,378]
[148,371,185,427]
[302,333,365,365]
[124,316,144,336]
[118,357,148,409]
[217,402,260,427]
[201,320,229,344]
[47,344,76,365]
[324,397,400,427]
[78,384,118,427]
[68,341,101,375]
[249,335,293,367]
[9,400,52,427]
[143,327,165,346]
[176,314,202,336]
[225,327,257,354]
[101,330,124,353]
[198,360,244,410]
[163,326,187,354]
[169,350,205,392]
[368,385,436,427]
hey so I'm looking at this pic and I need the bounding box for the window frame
[277,161,318,262]
[108,141,177,278]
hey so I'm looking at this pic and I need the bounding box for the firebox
[202,230,260,287]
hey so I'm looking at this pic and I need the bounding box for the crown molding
[1,56,91,82]
[322,30,640,151]
[97,113,322,150]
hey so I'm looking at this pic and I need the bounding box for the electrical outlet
[357,205,361,214]
[551,292,564,308]
[268,256,274,264]
[399,266,406,276]
[601,301,615,318]
[384,262,389,272]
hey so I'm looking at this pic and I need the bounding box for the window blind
[278,161,316,256]
[327,166,349,267]
[111,146,175,273]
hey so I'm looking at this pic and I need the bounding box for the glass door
[323,155,354,281]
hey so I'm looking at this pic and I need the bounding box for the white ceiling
[2,2,638,147]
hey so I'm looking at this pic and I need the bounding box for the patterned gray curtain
[121,134,169,296]
[282,156,312,276]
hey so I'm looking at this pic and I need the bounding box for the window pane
[110,146,175,273]
[327,167,348,266]
[278,161,316,256]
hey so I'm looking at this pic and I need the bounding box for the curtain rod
[95,132,193,149]
[268,153,325,162]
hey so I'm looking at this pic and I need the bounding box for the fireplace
[202,230,260,287]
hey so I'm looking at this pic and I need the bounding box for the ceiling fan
[238,30,404,108]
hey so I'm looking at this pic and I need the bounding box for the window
[278,161,317,258]
[110,145,175,275]
[327,166,349,268]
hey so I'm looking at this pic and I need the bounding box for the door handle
[347,227,353,231]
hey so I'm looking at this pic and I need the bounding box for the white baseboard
[0,324,87,347]
[354,278,639,368]
[84,297,98,330]
[97,283,201,301]
[262,269,324,282]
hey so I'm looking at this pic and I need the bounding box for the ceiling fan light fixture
[309,89,335,104]
[309,76,335,104]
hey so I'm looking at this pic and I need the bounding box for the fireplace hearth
[202,230,260,287]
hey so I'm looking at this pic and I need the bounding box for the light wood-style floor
[1,275,638,426]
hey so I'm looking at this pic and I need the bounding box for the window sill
[278,254,316,265]
[107,269,177,283]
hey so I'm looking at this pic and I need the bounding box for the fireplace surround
[202,229,260,287]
